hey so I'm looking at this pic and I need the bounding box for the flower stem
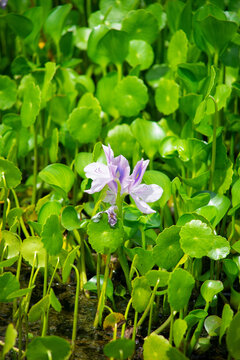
[31,123,38,206]
[121,298,132,338]
[71,264,80,353]
[208,95,218,192]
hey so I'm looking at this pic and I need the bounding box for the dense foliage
[0,0,240,359]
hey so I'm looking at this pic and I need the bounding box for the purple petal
[129,159,149,189]
[130,194,156,214]
[103,144,114,165]
[105,206,118,227]
[84,162,111,180]
[103,188,117,205]
[85,178,110,194]
[131,184,163,203]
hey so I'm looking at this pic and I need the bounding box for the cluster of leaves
[0,0,240,359]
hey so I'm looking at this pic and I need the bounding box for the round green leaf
[96,72,119,117]
[106,124,136,159]
[0,76,17,110]
[78,93,101,116]
[0,272,20,303]
[87,25,109,67]
[184,309,208,329]
[201,280,224,303]
[74,27,91,50]
[207,235,230,261]
[131,118,165,159]
[167,30,188,69]
[153,226,183,271]
[2,231,21,259]
[122,9,159,44]
[67,107,101,144]
[39,163,74,196]
[114,76,148,117]
[173,319,187,348]
[0,159,22,189]
[87,213,124,254]
[204,315,222,336]
[132,276,151,313]
[180,220,214,258]
[41,215,63,256]
[26,335,71,360]
[145,270,170,287]
[104,339,135,360]
[126,40,154,70]
[125,247,154,275]
[147,3,167,31]
[97,29,129,65]
[21,81,41,127]
[143,170,171,208]
[143,333,188,360]
[38,201,62,225]
[61,206,81,230]
[155,79,179,115]
[21,237,46,268]
[168,268,195,311]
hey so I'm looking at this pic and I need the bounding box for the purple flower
[0,0,8,8]
[92,206,118,227]
[84,145,163,214]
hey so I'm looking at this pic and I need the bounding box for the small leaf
[26,336,71,360]
[0,159,22,189]
[21,81,41,127]
[38,201,62,225]
[145,270,170,287]
[168,268,195,311]
[173,319,187,348]
[106,124,136,159]
[2,324,17,358]
[5,14,33,38]
[226,311,240,359]
[50,288,62,313]
[98,29,129,65]
[155,79,179,115]
[2,230,21,259]
[44,4,72,46]
[103,312,125,330]
[21,237,46,268]
[83,275,114,302]
[41,215,63,256]
[204,315,222,336]
[61,206,81,231]
[126,40,154,70]
[201,280,223,303]
[39,163,74,196]
[143,170,171,208]
[104,339,135,360]
[28,295,50,322]
[167,30,188,70]
[132,276,151,313]
[0,272,20,303]
[0,76,17,110]
[219,304,233,344]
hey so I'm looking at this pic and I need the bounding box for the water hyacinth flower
[0,0,8,8]
[84,145,163,214]
[92,205,118,227]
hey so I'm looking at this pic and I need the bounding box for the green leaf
[173,319,187,348]
[167,30,188,69]
[106,124,136,159]
[41,215,63,256]
[62,246,80,283]
[50,288,62,312]
[67,107,102,144]
[206,84,232,114]
[87,25,109,67]
[20,81,41,127]
[168,268,195,311]
[201,280,223,303]
[153,226,183,271]
[147,3,167,31]
[125,247,154,275]
[7,287,34,300]
[41,62,57,105]
[0,76,17,110]
[145,270,170,287]
[227,311,240,359]
[229,178,240,215]
[26,336,71,360]
[61,206,81,231]
[155,79,179,115]
[83,275,114,302]
[78,93,101,116]
[0,272,20,303]
[184,309,208,329]
[198,16,238,53]
[96,72,119,117]
[87,213,124,255]
[49,128,59,163]
[21,237,46,268]
[75,152,93,178]
[0,256,18,268]
[0,159,22,189]
[131,118,165,159]
[114,76,148,117]
[204,315,222,336]
[38,201,62,225]
[2,324,17,358]
[132,276,151,313]
[143,333,188,360]
[97,29,129,65]
[5,14,33,38]
[219,304,234,344]
[126,40,154,70]
[28,295,50,322]
[104,339,135,360]
[2,230,21,259]
[24,7,44,49]
[44,4,72,46]
[122,9,158,44]
[39,163,74,196]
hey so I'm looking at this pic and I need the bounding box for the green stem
[43,253,48,297]
[1,173,8,230]
[11,189,30,238]
[93,253,111,328]
[140,226,146,250]
[148,300,154,336]
[208,95,218,192]
[71,264,80,353]
[117,246,131,293]
[47,257,60,295]
[132,311,138,342]
[169,307,174,345]
[73,229,87,292]
[31,123,38,206]
[137,280,160,328]
[228,215,235,244]
[18,299,22,360]
[154,312,175,335]
[121,298,132,338]
[97,253,101,299]
[116,63,122,83]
